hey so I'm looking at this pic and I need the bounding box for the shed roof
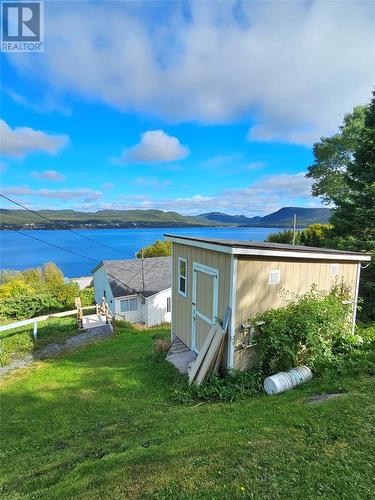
[165,234,371,262]
[93,256,172,298]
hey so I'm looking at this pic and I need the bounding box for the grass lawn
[0,317,79,366]
[1,323,374,499]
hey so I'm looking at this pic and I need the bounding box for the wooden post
[141,248,145,292]
[292,213,297,245]
[75,297,83,329]
[33,321,38,340]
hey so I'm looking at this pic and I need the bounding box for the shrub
[0,263,81,320]
[170,370,263,404]
[0,291,62,320]
[79,285,94,307]
[137,240,171,258]
[153,338,171,353]
[0,279,34,299]
[251,285,361,376]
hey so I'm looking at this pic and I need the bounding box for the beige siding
[234,257,359,370]
[172,243,231,350]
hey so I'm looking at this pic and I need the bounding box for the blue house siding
[93,265,115,314]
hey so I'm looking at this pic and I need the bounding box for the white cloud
[77,173,317,215]
[7,1,375,145]
[3,88,72,115]
[0,120,69,158]
[2,186,101,202]
[2,172,319,214]
[31,170,65,181]
[119,130,189,163]
[102,182,114,190]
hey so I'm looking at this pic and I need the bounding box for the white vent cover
[331,263,339,277]
[269,270,280,285]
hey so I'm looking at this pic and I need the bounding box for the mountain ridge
[0,207,330,230]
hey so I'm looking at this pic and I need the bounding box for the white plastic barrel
[264,366,312,395]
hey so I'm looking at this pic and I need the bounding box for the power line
[11,229,142,295]
[2,195,160,297]
[12,227,144,284]
[0,194,134,258]
[12,229,97,263]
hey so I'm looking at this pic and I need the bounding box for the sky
[1,0,374,216]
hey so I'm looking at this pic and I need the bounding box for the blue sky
[1,1,374,215]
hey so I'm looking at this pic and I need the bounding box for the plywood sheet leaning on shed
[213,307,231,372]
[194,324,224,385]
[189,307,231,385]
[188,324,217,385]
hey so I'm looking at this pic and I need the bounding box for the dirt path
[0,325,112,377]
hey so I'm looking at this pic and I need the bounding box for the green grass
[1,323,374,499]
[0,317,79,366]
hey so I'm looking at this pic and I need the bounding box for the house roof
[93,256,172,298]
[165,234,371,262]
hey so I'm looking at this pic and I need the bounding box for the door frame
[192,262,219,352]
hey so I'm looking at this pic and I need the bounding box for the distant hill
[198,212,263,225]
[244,207,331,228]
[0,207,331,230]
[0,209,219,230]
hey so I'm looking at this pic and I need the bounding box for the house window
[269,270,280,285]
[178,257,187,297]
[331,263,339,277]
[167,296,171,313]
[120,297,138,313]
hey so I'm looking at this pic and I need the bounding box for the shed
[166,234,371,371]
[92,256,172,327]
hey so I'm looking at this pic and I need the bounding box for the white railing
[98,297,115,334]
[0,305,96,339]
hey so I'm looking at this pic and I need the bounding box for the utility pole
[292,213,297,245]
[141,248,145,291]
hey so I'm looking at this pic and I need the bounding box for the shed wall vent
[331,263,339,277]
[269,270,280,285]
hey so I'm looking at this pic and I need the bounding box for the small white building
[92,256,172,327]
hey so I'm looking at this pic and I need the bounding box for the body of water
[0,227,284,277]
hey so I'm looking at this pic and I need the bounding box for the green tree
[306,105,366,205]
[0,263,81,320]
[42,262,65,289]
[267,229,301,245]
[299,224,332,247]
[267,224,332,247]
[80,285,94,307]
[137,240,172,258]
[306,91,375,320]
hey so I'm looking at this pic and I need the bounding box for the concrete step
[166,336,197,374]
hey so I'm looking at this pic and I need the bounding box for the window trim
[119,297,138,313]
[178,257,187,297]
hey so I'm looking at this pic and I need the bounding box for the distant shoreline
[0,224,304,231]
[0,207,331,231]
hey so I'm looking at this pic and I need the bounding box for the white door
[192,263,219,352]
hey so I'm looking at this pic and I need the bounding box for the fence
[0,306,96,339]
